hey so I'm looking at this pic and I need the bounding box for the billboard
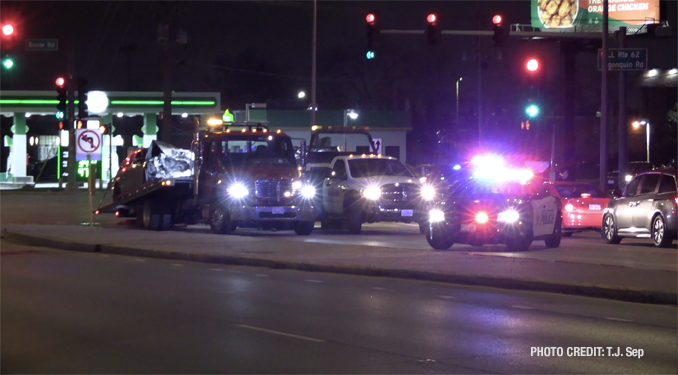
[531,0,660,30]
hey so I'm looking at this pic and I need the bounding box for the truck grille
[381,183,418,203]
[255,179,294,205]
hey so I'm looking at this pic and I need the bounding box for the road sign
[76,129,101,161]
[598,48,647,71]
[25,39,58,51]
[373,138,382,155]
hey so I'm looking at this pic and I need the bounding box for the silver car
[602,168,678,247]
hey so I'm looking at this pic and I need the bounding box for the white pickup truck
[318,154,434,234]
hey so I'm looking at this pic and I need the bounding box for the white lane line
[134,258,146,262]
[236,324,325,343]
[439,295,457,299]
[208,268,223,272]
[172,263,184,267]
[511,305,534,310]
[255,274,269,277]
[605,317,634,322]
[306,279,323,283]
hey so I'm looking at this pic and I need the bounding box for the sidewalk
[2,223,676,305]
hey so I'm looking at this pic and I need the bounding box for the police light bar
[473,167,534,182]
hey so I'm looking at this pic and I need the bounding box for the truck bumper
[227,204,320,222]
[364,202,423,223]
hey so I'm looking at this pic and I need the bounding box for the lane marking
[255,274,269,277]
[172,263,184,267]
[208,268,223,272]
[134,258,146,262]
[605,317,633,322]
[236,324,325,343]
[439,295,457,299]
[306,279,323,283]
[511,305,533,310]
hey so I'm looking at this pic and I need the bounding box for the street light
[343,109,359,150]
[632,119,650,163]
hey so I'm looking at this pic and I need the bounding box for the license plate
[272,207,285,214]
[589,204,601,210]
[461,224,476,232]
[401,209,414,217]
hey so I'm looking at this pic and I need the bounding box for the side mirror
[611,188,623,198]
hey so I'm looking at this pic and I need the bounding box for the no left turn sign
[76,129,102,160]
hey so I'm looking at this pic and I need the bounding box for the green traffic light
[526,104,539,117]
[2,58,14,69]
[56,111,64,119]
[366,51,375,59]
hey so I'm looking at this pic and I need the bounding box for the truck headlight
[421,185,436,200]
[227,183,249,198]
[362,186,381,200]
[429,209,445,223]
[497,209,519,223]
[301,185,316,199]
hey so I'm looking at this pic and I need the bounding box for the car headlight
[362,186,381,200]
[227,182,249,198]
[429,209,445,223]
[421,185,436,200]
[293,180,303,190]
[497,209,520,223]
[625,174,633,182]
[301,185,316,199]
[475,211,489,224]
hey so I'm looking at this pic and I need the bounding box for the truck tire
[294,221,315,236]
[347,206,362,234]
[142,200,160,231]
[210,205,236,234]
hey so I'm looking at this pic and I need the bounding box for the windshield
[447,177,534,199]
[218,136,295,167]
[555,183,607,198]
[348,159,413,178]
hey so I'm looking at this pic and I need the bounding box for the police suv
[424,156,562,251]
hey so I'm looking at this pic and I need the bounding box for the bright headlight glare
[421,185,436,200]
[625,174,633,182]
[292,180,302,190]
[227,183,249,198]
[497,209,520,223]
[565,203,574,212]
[475,211,489,224]
[429,209,445,223]
[301,185,316,198]
[362,186,381,200]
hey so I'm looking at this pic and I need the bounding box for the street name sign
[598,48,648,71]
[25,39,58,51]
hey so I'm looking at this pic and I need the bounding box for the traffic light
[492,15,504,47]
[77,76,88,119]
[526,58,539,73]
[56,76,67,118]
[1,23,15,70]
[426,13,441,45]
[366,12,379,59]
[526,104,539,118]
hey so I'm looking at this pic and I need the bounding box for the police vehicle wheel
[347,207,362,234]
[142,200,161,230]
[602,214,622,244]
[295,221,315,236]
[425,225,454,250]
[545,215,562,248]
[506,229,532,251]
[652,215,672,248]
[210,206,236,234]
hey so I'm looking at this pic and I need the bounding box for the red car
[546,181,611,236]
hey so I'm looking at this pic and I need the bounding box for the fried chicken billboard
[531,0,660,29]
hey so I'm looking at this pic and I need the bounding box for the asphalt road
[2,241,676,374]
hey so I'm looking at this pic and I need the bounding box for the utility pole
[310,0,317,128]
[617,26,628,189]
[159,6,172,144]
[600,0,609,192]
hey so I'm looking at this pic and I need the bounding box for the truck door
[322,159,348,214]
[199,140,221,200]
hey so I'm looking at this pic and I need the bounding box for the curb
[3,231,676,306]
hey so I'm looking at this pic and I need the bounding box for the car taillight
[565,203,574,212]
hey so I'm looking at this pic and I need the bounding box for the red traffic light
[492,15,502,25]
[427,14,437,24]
[55,77,65,87]
[366,13,376,24]
[526,58,539,72]
[2,24,14,36]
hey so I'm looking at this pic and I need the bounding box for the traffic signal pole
[66,38,77,191]
[617,27,628,189]
[600,0,609,192]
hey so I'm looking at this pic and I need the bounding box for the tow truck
[96,121,320,235]
[424,155,563,251]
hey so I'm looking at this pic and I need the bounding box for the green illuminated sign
[110,100,215,106]
[77,160,98,179]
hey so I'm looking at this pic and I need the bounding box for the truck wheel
[425,224,454,250]
[210,206,236,234]
[142,200,160,231]
[294,221,315,236]
[347,206,362,234]
[544,215,562,248]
